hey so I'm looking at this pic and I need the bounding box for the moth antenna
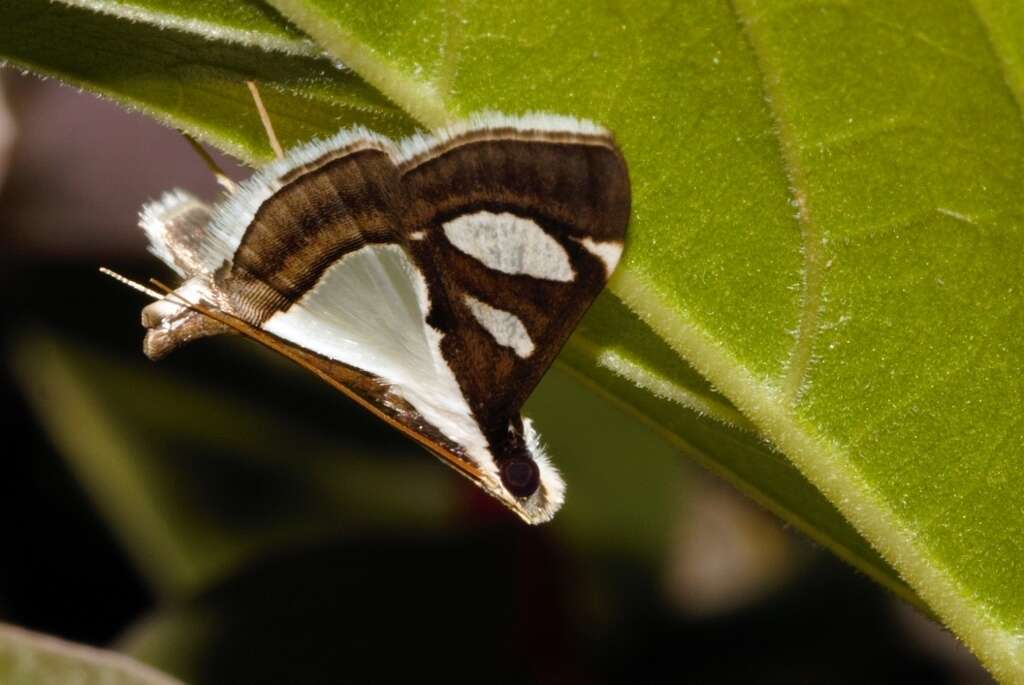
[149,278,206,314]
[246,80,284,160]
[99,267,165,300]
[148,277,174,294]
[182,134,236,192]
[147,277,220,321]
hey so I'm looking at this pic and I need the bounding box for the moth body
[133,113,630,524]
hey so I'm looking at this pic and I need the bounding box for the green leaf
[252,1,1024,678]
[53,0,318,55]
[3,0,1023,678]
[0,0,895,602]
[0,622,183,685]
[0,0,415,160]
[562,295,920,610]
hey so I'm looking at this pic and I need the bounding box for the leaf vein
[964,0,1024,128]
[728,0,825,405]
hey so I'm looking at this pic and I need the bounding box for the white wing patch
[463,295,535,358]
[262,244,496,479]
[574,236,624,276]
[443,211,574,282]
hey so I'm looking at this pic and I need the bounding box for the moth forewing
[123,112,629,524]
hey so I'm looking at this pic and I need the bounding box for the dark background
[0,71,991,683]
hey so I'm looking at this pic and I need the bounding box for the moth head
[140,276,232,360]
[492,418,565,525]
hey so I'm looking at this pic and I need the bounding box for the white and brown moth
[111,112,630,524]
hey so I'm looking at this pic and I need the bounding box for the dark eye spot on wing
[500,458,540,498]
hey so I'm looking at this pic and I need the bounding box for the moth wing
[135,121,628,524]
[205,139,499,487]
[140,189,226,277]
[398,116,630,442]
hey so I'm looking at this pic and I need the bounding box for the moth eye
[500,458,540,499]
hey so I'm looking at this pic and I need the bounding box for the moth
[110,112,630,524]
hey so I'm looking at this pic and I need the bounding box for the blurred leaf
[117,533,940,685]
[11,332,456,597]
[119,532,579,684]
[0,622,182,685]
[527,364,684,562]
[10,323,686,597]
[3,0,1023,678]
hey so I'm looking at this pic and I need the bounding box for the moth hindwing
[134,112,630,524]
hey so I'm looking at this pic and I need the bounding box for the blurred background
[0,70,993,683]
